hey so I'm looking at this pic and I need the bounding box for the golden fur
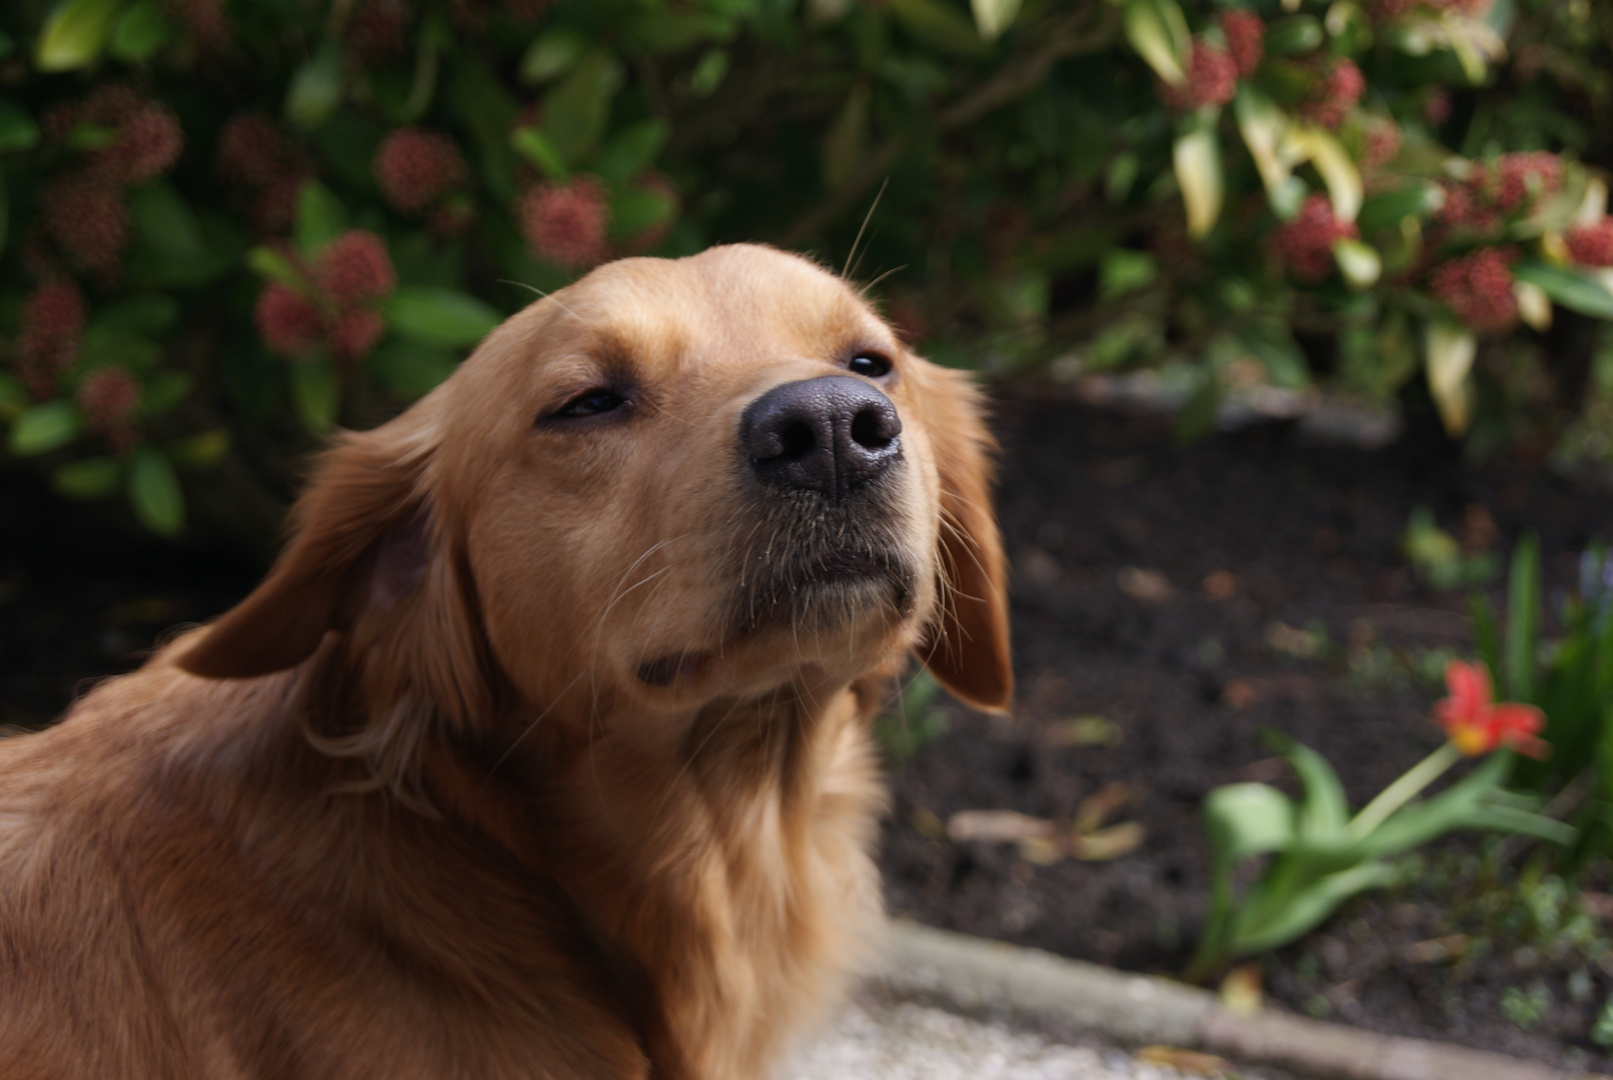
[0,244,1010,1080]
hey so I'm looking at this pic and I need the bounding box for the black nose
[742,375,903,500]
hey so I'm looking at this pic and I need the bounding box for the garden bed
[6,391,1613,1070]
[882,389,1613,1072]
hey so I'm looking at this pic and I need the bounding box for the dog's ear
[916,366,1012,712]
[176,406,494,720]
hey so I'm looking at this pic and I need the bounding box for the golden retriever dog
[0,243,1009,1080]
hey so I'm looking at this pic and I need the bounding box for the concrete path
[781,996,1198,1080]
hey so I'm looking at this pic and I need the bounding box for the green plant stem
[1346,742,1461,841]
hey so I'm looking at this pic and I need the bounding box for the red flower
[98,103,183,185]
[1160,39,1238,111]
[43,173,130,272]
[255,284,325,358]
[330,309,386,365]
[1567,220,1613,268]
[17,281,87,397]
[374,129,467,215]
[519,177,609,270]
[78,367,141,453]
[1301,59,1364,130]
[1434,660,1548,758]
[1273,194,1358,283]
[1492,151,1561,214]
[316,231,397,308]
[1220,11,1264,78]
[348,0,412,62]
[1429,248,1518,334]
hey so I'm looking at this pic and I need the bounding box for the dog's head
[179,245,1010,731]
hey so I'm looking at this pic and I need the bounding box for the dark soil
[8,395,1613,1070]
[882,391,1613,1071]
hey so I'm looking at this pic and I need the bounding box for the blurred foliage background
[2,0,1613,548]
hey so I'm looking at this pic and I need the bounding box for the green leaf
[1265,14,1324,55]
[54,456,122,499]
[1234,86,1293,210]
[365,339,458,399]
[543,49,624,167]
[10,401,82,455]
[128,445,183,535]
[511,127,568,182]
[0,104,41,152]
[1284,125,1362,222]
[80,327,160,372]
[247,245,304,287]
[1505,534,1541,704]
[35,0,124,72]
[1174,119,1223,238]
[1357,183,1441,234]
[289,356,340,434]
[889,0,988,55]
[608,184,676,241]
[1232,861,1396,956]
[1205,783,1295,866]
[1098,248,1158,299]
[520,28,589,83]
[1123,0,1190,85]
[1286,742,1350,837]
[594,119,670,185]
[169,428,230,466]
[970,0,1023,40]
[1332,238,1381,289]
[822,82,871,191]
[0,172,7,260]
[128,180,205,262]
[0,375,27,421]
[109,0,171,62]
[1512,263,1613,321]
[687,48,730,98]
[141,371,192,417]
[92,295,180,335]
[285,39,343,130]
[383,287,500,348]
[294,181,347,257]
[1469,592,1501,683]
[1424,319,1475,436]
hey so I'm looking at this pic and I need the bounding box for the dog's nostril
[850,406,895,450]
[777,419,816,462]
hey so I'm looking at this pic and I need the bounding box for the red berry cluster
[1567,220,1613,267]
[16,281,87,399]
[166,0,229,44]
[1273,194,1359,282]
[253,231,397,366]
[519,177,610,270]
[1437,152,1563,233]
[374,129,469,222]
[348,0,412,62]
[77,368,141,454]
[1429,248,1518,334]
[1219,11,1264,78]
[1300,59,1364,130]
[1371,0,1487,19]
[38,87,183,274]
[1159,39,1238,111]
[1362,119,1403,171]
[217,114,312,235]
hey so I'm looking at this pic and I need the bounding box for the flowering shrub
[0,0,1611,537]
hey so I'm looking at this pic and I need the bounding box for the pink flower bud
[43,173,130,272]
[17,281,87,397]
[1159,39,1238,111]
[315,231,397,308]
[519,177,610,270]
[1301,59,1364,130]
[374,129,468,215]
[78,367,141,453]
[1429,248,1519,334]
[1567,220,1613,268]
[1273,194,1358,282]
[1219,11,1264,78]
[255,284,326,358]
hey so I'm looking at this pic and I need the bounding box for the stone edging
[876,920,1604,1080]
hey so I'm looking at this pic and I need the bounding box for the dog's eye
[555,389,627,418]
[848,353,892,378]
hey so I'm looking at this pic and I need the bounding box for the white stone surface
[781,998,1194,1080]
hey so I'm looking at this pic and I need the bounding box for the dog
[0,243,1010,1079]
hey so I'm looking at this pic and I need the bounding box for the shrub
[1,0,1611,538]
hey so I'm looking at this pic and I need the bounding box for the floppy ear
[176,407,495,722]
[916,366,1012,712]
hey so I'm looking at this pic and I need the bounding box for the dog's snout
[742,375,902,500]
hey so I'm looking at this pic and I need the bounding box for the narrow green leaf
[169,428,230,466]
[510,127,568,182]
[109,0,171,62]
[35,0,124,72]
[289,356,340,434]
[607,184,676,241]
[128,180,205,262]
[10,401,82,455]
[594,119,670,185]
[543,49,624,166]
[1513,263,1613,321]
[128,445,183,535]
[383,287,500,347]
[1265,14,1324,54]
[1505,534,1541,704]
[1357,183,1441,234]
[822,82,871,191]
[970,0,1023,40]
[888,0,989,55]
[1332,238,1381,289]
[520,28,589,83]
[1174,120,1223,238]
[294,180,347,257]
[1123,0,1190,85]
[1286,742,1350,836]
[54,456,122,499]
[1469,592,1501,681]
[1424,319,1476,436]
[687,49,729,98]
[141,371,192,417]
[247,245,304,287]
[1232,861,1396,956]
[0,375,26,421]
[1205,783,1294,866]
[92,295,180,335]
[365,339,457,399]
[285,39,343,130]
